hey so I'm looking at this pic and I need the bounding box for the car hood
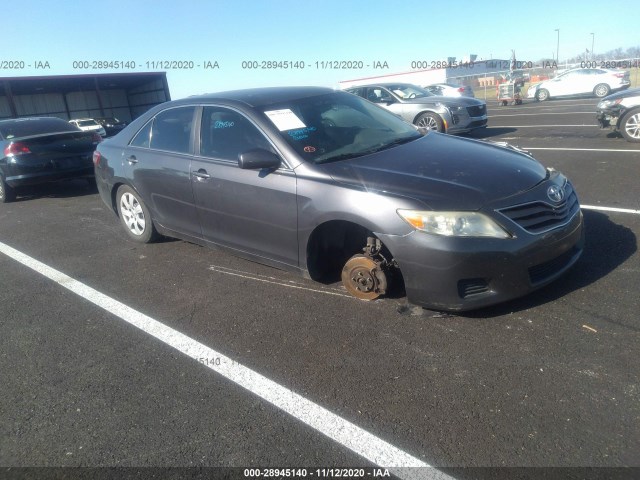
[402,96,484,107]
[320,133,547,210]
[601,86,640,101]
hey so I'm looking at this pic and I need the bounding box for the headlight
[447,105,463,112]
[397,210,511,238]
[597,98,622,108]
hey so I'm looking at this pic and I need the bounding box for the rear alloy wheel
[620,110,640,143]
[536,89,550,101]
[341,254,388,300]
[594,83,611,98]
[116,185,158,243]
[415,112,444,132]
[0,175,16,203]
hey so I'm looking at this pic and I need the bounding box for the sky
[4,0,634,99]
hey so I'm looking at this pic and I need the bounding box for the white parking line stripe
[0,240,443,479]
[490,112,593,117]
[486,125,598,128]
[209,266,351,297]
[581,205,640,215]
[210,264,347,292]
[524,147,640,153]
[487,103,597,111]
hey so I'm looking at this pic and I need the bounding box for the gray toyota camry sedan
[94,86,584,311]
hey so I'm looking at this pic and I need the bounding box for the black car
[596,87,640,143]
[95,117,128,137]
[94,87,583,311]
[0,117,102,203]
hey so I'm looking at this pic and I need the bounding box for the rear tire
[116,185,158,243]
[0,175,16,203]
[415,112,444,132]
[536,89,550,101]
[594,83,610,98]
[620,110,640,143]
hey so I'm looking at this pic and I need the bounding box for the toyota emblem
[547,185,565,203]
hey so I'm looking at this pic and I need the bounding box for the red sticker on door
[303,146,316,153]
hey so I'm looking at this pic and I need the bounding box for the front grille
[467,105,487,117]
[498,182,580,234]
[458,278,490,298]
[529,246,581,285]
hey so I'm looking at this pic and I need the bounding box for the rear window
[0,117,79,140]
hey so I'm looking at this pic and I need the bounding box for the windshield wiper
[315,152,367,164]
[315,136,419,164]
[374,136,419,151]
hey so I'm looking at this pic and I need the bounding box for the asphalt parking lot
[1,97,638,479]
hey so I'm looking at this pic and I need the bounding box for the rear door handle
[127,155,138,164]
[192,169,211,179]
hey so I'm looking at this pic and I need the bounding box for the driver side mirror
[238,148,281,170]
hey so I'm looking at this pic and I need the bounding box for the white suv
[69,118,106,137]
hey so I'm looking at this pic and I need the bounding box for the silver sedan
[345,83,487,134]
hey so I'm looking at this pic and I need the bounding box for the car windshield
[261,91,422,165]
[386,84,435,99]
[0,117,79,139]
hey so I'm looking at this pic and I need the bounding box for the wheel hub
[341,255,387,300]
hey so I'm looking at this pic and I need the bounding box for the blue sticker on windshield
[214,120,235,129]
[287,126,316,140]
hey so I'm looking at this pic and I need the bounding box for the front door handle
[127,155,138,164]
[192,169,211,179]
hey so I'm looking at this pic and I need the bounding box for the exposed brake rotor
[341,254,388,301]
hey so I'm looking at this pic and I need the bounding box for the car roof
[173,86,336,108]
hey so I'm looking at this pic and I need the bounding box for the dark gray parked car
[596,87,640,143]
[345,83,487,134]
[94,87,583,311]
[1,117,101,203]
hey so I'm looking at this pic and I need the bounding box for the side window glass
[369,88,393,102]
[149,106,195,154]
[200,106,274,161]
[129,120,152,148]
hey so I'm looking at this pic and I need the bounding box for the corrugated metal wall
[0,97,11,118]
[128,78,169,119]
[13,93,67,118]
[0,74,169,122]
[99,89,131,122]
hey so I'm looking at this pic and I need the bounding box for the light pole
[590,33,595,61]
[555,29,560,64]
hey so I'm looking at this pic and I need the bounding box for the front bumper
[448,109,488,134]
[377,208,584,312]
[596,106,623,129]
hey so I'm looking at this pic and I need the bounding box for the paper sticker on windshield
[264,109,306,131]
[303,146,316,153]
